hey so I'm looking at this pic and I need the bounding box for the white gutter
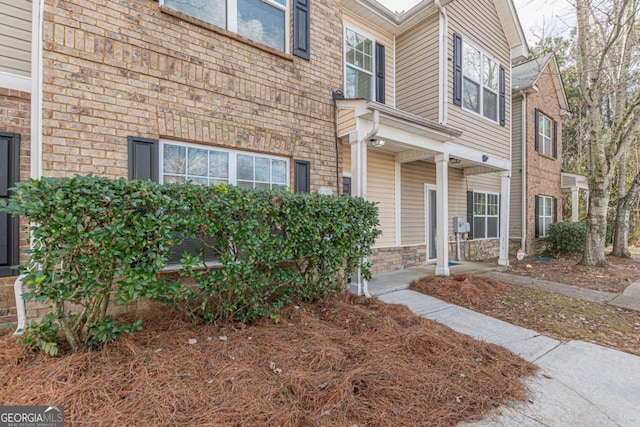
[15,0,45,335]
[435,0,448,125]
[359,110,380,299]
[520,90,527,250]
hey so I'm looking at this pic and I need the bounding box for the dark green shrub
[546,221,586,255]
[1,177,381,353]
[165,183,381,323]
[0,176,177,354]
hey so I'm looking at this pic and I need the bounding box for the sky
[375,0,575,45]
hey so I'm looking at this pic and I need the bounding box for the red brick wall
[525,64,564,255]
[0,88,31,324]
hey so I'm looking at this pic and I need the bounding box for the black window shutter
[342,176,351,196]
[0,132,20,277]
[499,66,506,126]
[467,190,474,239]
[375,42,386,104]
[294,160,311,193]
[552,120,558,158]
[128,136,159,182]
[553,197,558,223]
[453,34,463,106]
[534,195,540,238]
[293,0,311,60]
[534,109,540,152]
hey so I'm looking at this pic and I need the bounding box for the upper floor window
[162,0,288,52]
[537,112,552,155]
[462,41,499,122]
[162,141,289,190]
[344,27,374,99]
[453,34,505,125]
[535,109,558,158]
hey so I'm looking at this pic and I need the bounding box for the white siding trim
[0,71,30,92]
[31,0,43,179]
[395,160,401,245]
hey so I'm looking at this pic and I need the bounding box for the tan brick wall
[525,65,563,255]
[40,0,344,192]
[0,88,31,324]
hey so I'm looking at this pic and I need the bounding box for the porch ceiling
[337,99,510,172]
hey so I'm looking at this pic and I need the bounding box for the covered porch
[561,172,589,222]
[337,100,512,295]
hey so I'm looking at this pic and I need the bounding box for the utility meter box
[453,217,466,233]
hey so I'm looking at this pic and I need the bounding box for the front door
[425,185,437,262]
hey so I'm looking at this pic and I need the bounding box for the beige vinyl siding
[0,0,31,77]
[343,11,395,106]
[342,143,351,175]
[401,161,468,245]
[401,161,434,245]
[395,13,439,121]
[367,150,395,247]
[338,109,356,137]
[446,0,511,160]
[510,96,523,238]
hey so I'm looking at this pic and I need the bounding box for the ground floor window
[161,141,289,189]
[536,195,556,237]
[472,191,499,239]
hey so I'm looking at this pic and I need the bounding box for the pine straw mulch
[0,293,536,427]
[505,252,640,293]
[411,274,640,357]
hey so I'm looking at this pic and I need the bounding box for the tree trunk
[612,172,640,257]
[581,176,609,266]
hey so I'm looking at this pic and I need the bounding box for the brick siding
[0,88,31,324]
[525,64,564,255]
[41,0,343,191]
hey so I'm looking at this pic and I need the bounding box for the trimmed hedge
[546,221,586,255]
[0,176,380,354]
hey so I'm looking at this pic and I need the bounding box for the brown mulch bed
[411,274,640,356]
[0,293,536,426]
[505,253,640,293]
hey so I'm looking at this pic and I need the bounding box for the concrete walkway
[371,268,640,426]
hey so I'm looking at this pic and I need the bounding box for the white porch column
[498,171,511,266]
[435,154,449,276]
[350,136,368,295]
[571,186,579,222]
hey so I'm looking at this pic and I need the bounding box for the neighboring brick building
[510,53,570,255]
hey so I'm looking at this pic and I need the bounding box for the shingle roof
[512,53,554,92]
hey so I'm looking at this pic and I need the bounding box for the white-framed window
[160,140,289,190]
[344,27,374,99]
[462,41,499,122]
[473,191,499,239]
[537,112,553,156]
[537,195,554,237]
[161,0,289,52]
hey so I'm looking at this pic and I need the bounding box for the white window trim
[538,112,553,156]
[159,139,290,188]
[160,0,290,54]
[461,39,500,124]
[538,195,553,237]
[343,25,376,100]
[473,190,500,240]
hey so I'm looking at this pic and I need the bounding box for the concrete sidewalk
[376,285,640,426]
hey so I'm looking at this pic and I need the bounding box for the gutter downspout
[359,109,379,298]
[435,0,448,125]
[520,90,527,250]
[15,0,45,335]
